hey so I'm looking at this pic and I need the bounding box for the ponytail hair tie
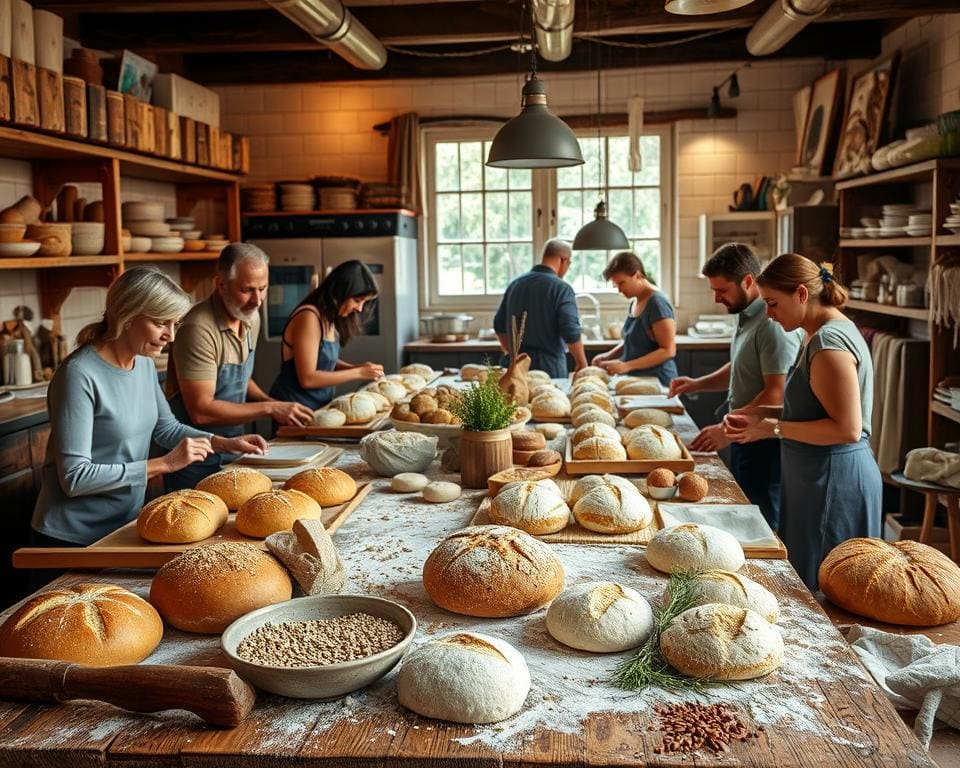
[819,265,833,284]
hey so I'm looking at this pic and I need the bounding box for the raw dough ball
[423,481,462,503]
[392,473,429,493]
[677,472,709,501]
[546,581,654,652]
[646,523,745,574]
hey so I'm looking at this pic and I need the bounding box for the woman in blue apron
[724,254,881,589]
[269,260,384,411]
[591,251,678,386]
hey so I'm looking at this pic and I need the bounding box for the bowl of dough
[221,593,416,699]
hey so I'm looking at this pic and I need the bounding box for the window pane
[485,163,508,191]
[436,193,461,242]
[608,189,633,235]
[509,193,532,240]
[635,136,661,186]
[558,189,584,241]
[634,188,660,238]
[460,192,483,240]
[557,163,582,190]
[485,192,508,241]
[463,243,485,294]
[435,143,460,191]
[486,243,510,293]
[510,242,533,276]
[508,168,531,190]
[607,137,632,188]
[581,137,603,192]
[460,142,483,191]
[438,244,462,295]
[633,239,661,285]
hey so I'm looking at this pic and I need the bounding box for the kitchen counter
[404,333,731,353]
[0,397,48,438]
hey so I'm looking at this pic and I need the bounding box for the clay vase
[459,428,512,489]
[499,352,532,407]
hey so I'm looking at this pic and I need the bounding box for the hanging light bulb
[574,200,630,250]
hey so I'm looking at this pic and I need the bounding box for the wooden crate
[0,55,10,122]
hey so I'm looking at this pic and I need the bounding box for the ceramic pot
[459,427,512,489]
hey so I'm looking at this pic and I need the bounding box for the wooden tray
[616,394,685,414]
[564,433,695,475]
[470,478,660,545]
[276,411,390,440]
[252,446,344,482]
[234,441,329,468]
[12,483,373,570]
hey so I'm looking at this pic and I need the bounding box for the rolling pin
[0,658,256,727]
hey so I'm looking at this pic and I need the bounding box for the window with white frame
[423,126,671,309]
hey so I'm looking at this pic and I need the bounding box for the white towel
[628,95,644,172]
[905,447,960,489]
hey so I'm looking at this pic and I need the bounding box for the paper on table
[235,442,327,467]
[617,394,683,410]
[657,503,780,549]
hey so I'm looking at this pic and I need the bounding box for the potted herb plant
[449,369,517,489]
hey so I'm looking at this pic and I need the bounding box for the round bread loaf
[530,383,563,399]
[461,363,486,381]
[569,380,608,398]
[330,392,378,423]
[422,525,564,617]
[818,538,960,626]
[573,366,610,383]
[511,406,532,424]
[410,392,439,416]
[400,373,428,392]
[531,393,571,420]
[367,380,407,404]
[571,422,620,446]
[0,583,163,666]
[150,542,292,633]
[626,424,682,460]
[571,392,615,413]
[235,488,323,538]
[677,472,709,501]
[546,581,654,652]
[490,479,569,535]
[283,467,357,506]
[616,379,662,396]
[571,406,617,429]
[569,474,606,506]
[312,409,347,428]
[391,403,420,423]
[422,481,462,502]
[674,570,780,623]
[573,478,652,534]
[361,390,391,412]
[392,472,429,492]
[534,423,565,440]
[138,489,228,543]
[624,408,673,429]
[527,370,551,383]
[527,449,562,467]
[572,437,626,461]
[646,523,745,574]
[660,603,783,680]
[647,468,676,489]
[512,430,546,452]
[422,408,456,424]
[400,363,434,380]
[397,632,530,723]
[195,466,272,510]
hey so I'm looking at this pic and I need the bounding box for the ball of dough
[312,409,347,428]
[423,481,461,502]
[392,472,429,492]
[623,408,673,429]
[397,632,530,724]
[677,472,709,501]
[646,523,745,574]
[546,581,654,652]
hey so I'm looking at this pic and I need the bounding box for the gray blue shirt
[493,265,582,378]
[729,297,803,410]
[622,290,678,386]
[33,345,211,545]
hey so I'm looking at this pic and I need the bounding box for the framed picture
[798,69,842,177]
[833,53,900,180]
[117,49,158,102]
[793,85,812,166]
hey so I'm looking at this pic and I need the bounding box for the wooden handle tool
[0,658,256,727]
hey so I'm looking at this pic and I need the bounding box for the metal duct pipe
[532,0,574,62]
[267,0,387,70]
[746,0,833,56]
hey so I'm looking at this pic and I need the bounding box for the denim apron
[778,341,882,589]
[164,330,255,492]
[621,298,678,387]
[269,338,340,410]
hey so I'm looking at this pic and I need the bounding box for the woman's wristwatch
[773,420,782,439]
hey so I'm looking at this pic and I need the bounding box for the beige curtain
[387,112,421,213]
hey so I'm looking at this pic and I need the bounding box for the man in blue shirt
[493,239,588,378]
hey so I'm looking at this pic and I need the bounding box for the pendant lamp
[665,0,754,14]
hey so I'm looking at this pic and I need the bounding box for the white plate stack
[904,213,933,237]
[278,183,315,212]
[123,201,175,248]
[943,201,960,234]
[879,203,927,237]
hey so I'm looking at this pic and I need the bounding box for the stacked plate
[904,213,932,237]
[205,237,229,253]
[943,214,960,234]
[241,184,276,213]
[150,235,184,254]
[319,186,358,210]
[166,217,195,233]
[278,182,315,212]
[123,201,173,246]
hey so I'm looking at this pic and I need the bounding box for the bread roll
[410,392,439,416]
[572,437,626,461]
[571,406,617,429]
[397,632,530,724]
[138,489,228,543]
[422,408,456,424]
[530,383,563,399]
[0,584,163,666]
[150,542,292,633]
[196,466,272,510]
[422,525,564,617]
[646,523,745,574]
[400,363,434,380]
[573,366,610,383]
[330,392,378,423]
[819,538,960,626]
[236,488,323,538]
[391,403,420,423]
[660,604,783,680]
[569,380,608,398]
[461,363,486,381]
[674,570,780,623]
[573,478,652,534]
[615,379,662,396]
[511,405,532,424]
[571,422,620,446]
[512,430,546,451]
[367,380,407,404]
[571,392,615,413]
[313,409,348,428]
[400,373,428,392]
[527,449,561,467]
[677,472,708,501]
[283,467,357,506]
[626,425,682,460]
[527,370,551,383]
[265,518,345,595]
[490,480,569,534]
[546,582,654,652]
[531,392,571,420]
[623,408,673,429]
[647,468,676,488]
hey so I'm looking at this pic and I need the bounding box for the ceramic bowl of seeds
[221,594,417,699]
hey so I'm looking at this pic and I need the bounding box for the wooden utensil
[0,658,256,726]
[56,184,77,222]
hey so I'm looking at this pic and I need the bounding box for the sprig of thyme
[449,368,516,431]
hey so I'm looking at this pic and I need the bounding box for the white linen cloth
[904,447,960,489]
[657,503,780,550]
[628,95,644,172]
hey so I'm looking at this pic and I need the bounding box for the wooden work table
[0,412,942,767]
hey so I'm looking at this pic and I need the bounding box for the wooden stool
[891,471,960,561]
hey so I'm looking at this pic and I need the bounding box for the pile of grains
[236,612,405,667]
[649,702,762,754]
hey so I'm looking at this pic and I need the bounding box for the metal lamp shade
[665,0,754,14]
[487,77,584,169]
[573,202,630,250]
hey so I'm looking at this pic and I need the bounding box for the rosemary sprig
[611,571,710,692]
[449,368,517,431]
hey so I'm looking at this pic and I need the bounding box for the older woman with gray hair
[32,266,266,548]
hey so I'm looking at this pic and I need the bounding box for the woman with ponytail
[32,267,266,549]
[723,253,881,588]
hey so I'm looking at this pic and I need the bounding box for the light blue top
[621,291,678,386]
[33,345,211,545]
[728,297,803,410]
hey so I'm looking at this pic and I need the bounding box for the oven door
[247,238,323,341]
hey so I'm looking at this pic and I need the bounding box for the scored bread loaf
[150,541,292,633]
[818,538,960,626]
[283,466,357,506]
[489,479,570,534]
[615,379,662,396]
[572,477,652,534]
[196,466,272,510]
[646,523,745,574]
[569,474,606,506]
[571,422,621,446]
[546,581,654,652]
[571,405,617,429]
[573,366,610,383]
[0,583,163,666]
[330,392,378,423]
[530,383,563,400]
[569,380,608,398]
[366,379,407,404]
[623,408,673,429]
[361,390,391,412]
[660,603,783,680]
[626,424,682,460]
[265,518,345,595]
[235,488,323,538]
[572,437,626,461]
[399,373,428,392]
[527,370,551,384]
[531,392,571,420]
[422,525,564,617]
[137,489,228,543]
[312,409,347,428]
[397,632,530,724]
[461,363,487,381]
[400,363,434,380]
[670,570,780,623]
[571,392,615,413]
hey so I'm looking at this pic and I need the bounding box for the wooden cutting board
[12,483,373,570]
[564,433,696,474]
[234,442,330,468]
[276,411,390,440]
[254,446,344,482]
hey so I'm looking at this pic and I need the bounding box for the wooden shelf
[124,251,221,262]
[242,208,416,217]
[844,299,929,321]
[931,400,960,425]
[835,158,960,190]
[840,237,932,247]
[0,125,242,184]
[0,254,120,269]
[936,234,960,246]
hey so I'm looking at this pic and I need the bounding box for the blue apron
[269,338,340,410]
[621,300,678,387]
[778,349,882,590]
[164,330,255,492]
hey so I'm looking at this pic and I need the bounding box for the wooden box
[87,83,107,142]
[196,121,210,166]
[220,131,233,170]
[0,55,11,122]
[37,67,63,132]
[152,104,168,156]
[11,59,38,126]
[105,90,124,146]
[62,74,86,137]
[180,115,196,163]
[151,72,219,127]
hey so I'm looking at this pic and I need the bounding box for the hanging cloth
[628,95,644,172]
[387,112,422,212]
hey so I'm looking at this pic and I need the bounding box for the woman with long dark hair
[724,253,881,588]
[269,260,384,410]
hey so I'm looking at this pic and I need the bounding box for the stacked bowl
[0,209,40,257]
[278,182,315,212]
[122,202,183,254]
[71,222,105,255]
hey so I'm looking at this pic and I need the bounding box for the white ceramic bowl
[70,222,105,255]
[128,220,173,237]
[178,229,202,240]
[221,594,416,700]
[129,236,152,253]
[859,217,879,228]
[122,201,165,222]
[150,236,185,253]
[0,240,41,257]
[647,484,678,501]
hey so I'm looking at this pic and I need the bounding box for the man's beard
[721,287,751,315]
[223,294,259,323]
